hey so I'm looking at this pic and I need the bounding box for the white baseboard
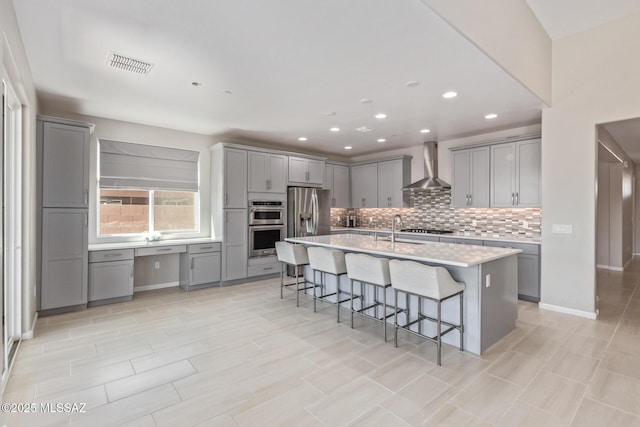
[134,281,179,292]
[21,312,39,340]
[539,302,597,319]
[596,264,624,271]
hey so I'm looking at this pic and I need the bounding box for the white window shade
[99,139,199,191]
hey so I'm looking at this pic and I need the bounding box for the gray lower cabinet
[180,243,222,290]
[483,240,540,302]
[41,208,88,311]
[88,249,134,305]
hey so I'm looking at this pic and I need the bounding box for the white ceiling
[526,0,640,40]
[13,0,543,156]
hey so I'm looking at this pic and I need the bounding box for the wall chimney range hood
[403,141,451,191]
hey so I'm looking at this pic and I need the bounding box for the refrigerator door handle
[312,190,319,235]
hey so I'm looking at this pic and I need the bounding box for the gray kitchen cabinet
[351,163,378,208]
[377,158,411,208]
[88,249,134,305]
[288,156,324,186]
[41,121,90,208]
[180,243,221,290]
[248,152,287,193]
[451,147,490,208]
[483,240,540,301]
[41,208,88,310]
[222,209,248,281]
[324,163,350,208]
[224,148,248,208]
[490,139,541,207]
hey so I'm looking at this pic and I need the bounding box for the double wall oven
[248,200,285,258]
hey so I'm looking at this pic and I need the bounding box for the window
[98,140,199,236]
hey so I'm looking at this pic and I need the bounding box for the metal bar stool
[389,260,465,366]
[275,241,312,307]
[345,253,400,341]
[307,246,354,323]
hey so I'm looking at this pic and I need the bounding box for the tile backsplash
[330,189,541,241]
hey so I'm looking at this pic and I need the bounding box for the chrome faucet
[391,214,404,245]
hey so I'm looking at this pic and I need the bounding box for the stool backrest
[389,260,464,300]
[307,246,347,275]
[275,241,309,266]
[345,253,391,286]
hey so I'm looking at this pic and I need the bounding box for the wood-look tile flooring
[3,259,640,426]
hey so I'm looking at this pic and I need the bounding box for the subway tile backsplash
[330,189,541,241]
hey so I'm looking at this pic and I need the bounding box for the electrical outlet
[471,220,477,227]
[154,261,160,269]
[522,220,529,228]
[485,274,491,287]
[552,224,573,234]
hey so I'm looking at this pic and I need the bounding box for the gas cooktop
[399,228,454,235]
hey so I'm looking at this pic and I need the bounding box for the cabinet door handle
[191,257,194,269]
[263,266,274,271]
[511,193,515,205]
[469,194,472,205]
[199,246,213,250]
[332,198,336,207]
[305,171,309,181]
[225,212,228,223]
[225,193,228,206]
[105,253,123,257]
[362,198,365,207]
[157,248,172,252]
[515,192,519,205]
[84,213,88,227]
[130,264,134,278]
[266,179,271,190]
[84,189,88,205]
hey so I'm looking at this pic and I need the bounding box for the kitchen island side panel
[480,255,518,352]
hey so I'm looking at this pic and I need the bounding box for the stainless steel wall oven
[248,200,285,257]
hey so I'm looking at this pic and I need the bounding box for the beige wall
[1,0,39,335]
[420,0,551,105]
[541,11,640,315]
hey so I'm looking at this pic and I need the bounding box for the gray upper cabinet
[224,148,248,208]
[41,122,90,208]
[377,158,411,208]
[452,147,490,208]
[490,139,541,207]
[288,156,324,186]
[324,163,350,208]
[41,208,88,310]
[351,163,378,208]
[248,152,287,193]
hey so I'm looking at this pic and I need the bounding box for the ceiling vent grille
[107,52,154,76]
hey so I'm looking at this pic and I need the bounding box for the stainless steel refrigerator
[287,187,331,238]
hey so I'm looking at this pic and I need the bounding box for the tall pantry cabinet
[37,116,91,313]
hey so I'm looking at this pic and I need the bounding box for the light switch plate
[552,224,573,234]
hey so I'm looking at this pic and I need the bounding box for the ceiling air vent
[107,51,154,76]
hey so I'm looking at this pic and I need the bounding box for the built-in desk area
[88,238,222,306]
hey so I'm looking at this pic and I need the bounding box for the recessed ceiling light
[355,126,373,133]
[442,91,458,99]
[377,138,386,143]
[327,111,337,116]
[298,137,307,141]
[375,113,387,119]
[485,113,498,119]
[223,90,232,95]
[405,80,420,87]
[192,82,202,87]
[360,98,373,104]
[344,146,353,150]
[420,129,430,134]
[330,127,340,132]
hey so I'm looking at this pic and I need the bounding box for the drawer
[483,240,540,255]
[89,249,134,263]
[135,245,186,257]
[188,242,221,254]
[247,262,280,277]
[439,237,483,246]
[397,233,438,242]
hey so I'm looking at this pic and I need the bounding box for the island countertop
[286,234,521,267]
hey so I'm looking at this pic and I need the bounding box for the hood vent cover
[107,52,154,76]
[403,141,451,191]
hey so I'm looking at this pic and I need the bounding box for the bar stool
[275,241,311,307]
[307,246,353,323]
[345,253,396,341]
[389,260,465,366]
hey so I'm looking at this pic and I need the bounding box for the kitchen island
[286,234,521,355]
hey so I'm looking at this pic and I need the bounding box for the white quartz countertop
[331,227,541,245]
[286,234,521,267]
[88,237,221,252]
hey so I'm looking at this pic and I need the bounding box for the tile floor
[2,259,640,426]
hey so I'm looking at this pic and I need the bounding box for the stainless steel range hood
[403,141,451,191]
